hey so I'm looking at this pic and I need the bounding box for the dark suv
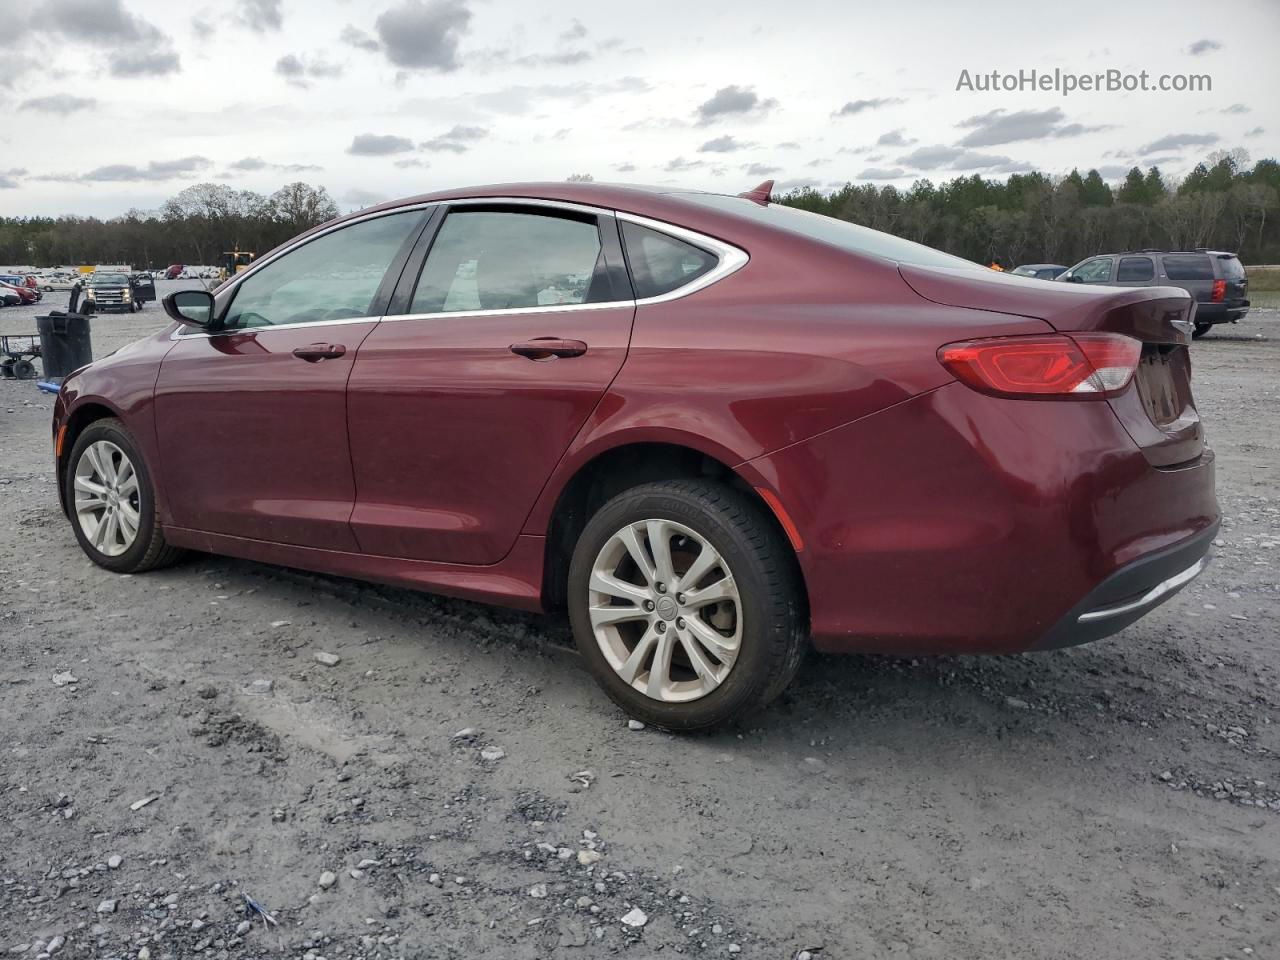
[1058,250,1249,337]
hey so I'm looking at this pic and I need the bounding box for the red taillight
[1211,279,1226,302]
[938,334,1141,400]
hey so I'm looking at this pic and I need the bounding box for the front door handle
[510,338,588,360]
[292,343,347,362]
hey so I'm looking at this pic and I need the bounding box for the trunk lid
[900,263,1204,467]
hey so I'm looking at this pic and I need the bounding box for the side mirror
[1065,274,1083,284]
[164,290,215,329]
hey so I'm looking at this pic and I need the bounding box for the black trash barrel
[36,314,94,381]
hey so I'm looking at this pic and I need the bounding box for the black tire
[11,359,34,379]
[568,479,807,731]
[65,418,185,574]
[1192,321,1212,339]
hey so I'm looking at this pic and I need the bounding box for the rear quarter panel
[524,238,1051,533]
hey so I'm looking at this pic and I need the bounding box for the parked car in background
[165,264,184,280]
[1011,263,1068,280]
[40,275,81,292]
[1058,249,1249,337]
[52,181,1218,729]
[83,272,140,312]
[0,280,37,305]
[0,284,21,307]
[0,275,41,301]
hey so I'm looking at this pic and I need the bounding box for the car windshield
[681,193,985,270]
[91,274,129,285]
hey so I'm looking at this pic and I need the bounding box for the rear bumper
[1196,302,1249,323]
[748,383,1219,655]
[1030,521,1215,650]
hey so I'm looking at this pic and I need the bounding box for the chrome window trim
[443,196,612,218]
[616,211,749,305]
[380,203,748,324]
[380,300,635,324]
[170,196,749,336]
[169,315,380,340]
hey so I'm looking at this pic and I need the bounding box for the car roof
[360,180,737,226]
[247,181,804,272]
[1091,249,1238,258]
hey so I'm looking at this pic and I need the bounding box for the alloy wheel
[73,440,141,557]
[588,519,742,703]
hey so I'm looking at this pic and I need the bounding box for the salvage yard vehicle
[0,280,36,304]
[1058,249,1249,337]
[40,274,80,292]
[83,272,141,312]
[0,275,41,302]
[50,181,1219,729]
[1010,263,1068,280]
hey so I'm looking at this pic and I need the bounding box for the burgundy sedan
[52,181,1218,729]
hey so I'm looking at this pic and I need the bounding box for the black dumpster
[36,314,94,382]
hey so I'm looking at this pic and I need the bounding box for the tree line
[779,151,1279,266]
[0,182,340,270]
[2,152,1278,270]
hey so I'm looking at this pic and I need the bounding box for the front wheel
[568,480,807,731]
[65,418,185,573]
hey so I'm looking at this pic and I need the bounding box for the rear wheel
[568,480,806,731]
[1192,321,1212,339]
[65,419,184,573]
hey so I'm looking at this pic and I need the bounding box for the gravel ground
[1,288,1278,960]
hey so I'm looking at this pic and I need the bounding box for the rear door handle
[510,338,588,360]
[292,343,347,362]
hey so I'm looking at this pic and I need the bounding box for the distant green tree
[1080,169,1114,207]
[1143,167,1168,201]
[1117,167,1148,205]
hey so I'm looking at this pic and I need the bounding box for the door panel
[155,322,378,550]
[346,305,633,563]
[152,208,429,550]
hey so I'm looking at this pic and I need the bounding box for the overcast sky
[1,0,1277,217]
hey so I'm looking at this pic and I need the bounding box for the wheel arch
[539,439,808,614]
[56,400,124,516]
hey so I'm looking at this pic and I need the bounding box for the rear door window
[1116,257,1155,282]
[410,209,608,314]
[621,222,718,299]
[1161,255,1214,282]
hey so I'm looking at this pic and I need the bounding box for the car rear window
[682,193,984,270]
[1162,255,1213,282]
[1219,256,1246,280]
